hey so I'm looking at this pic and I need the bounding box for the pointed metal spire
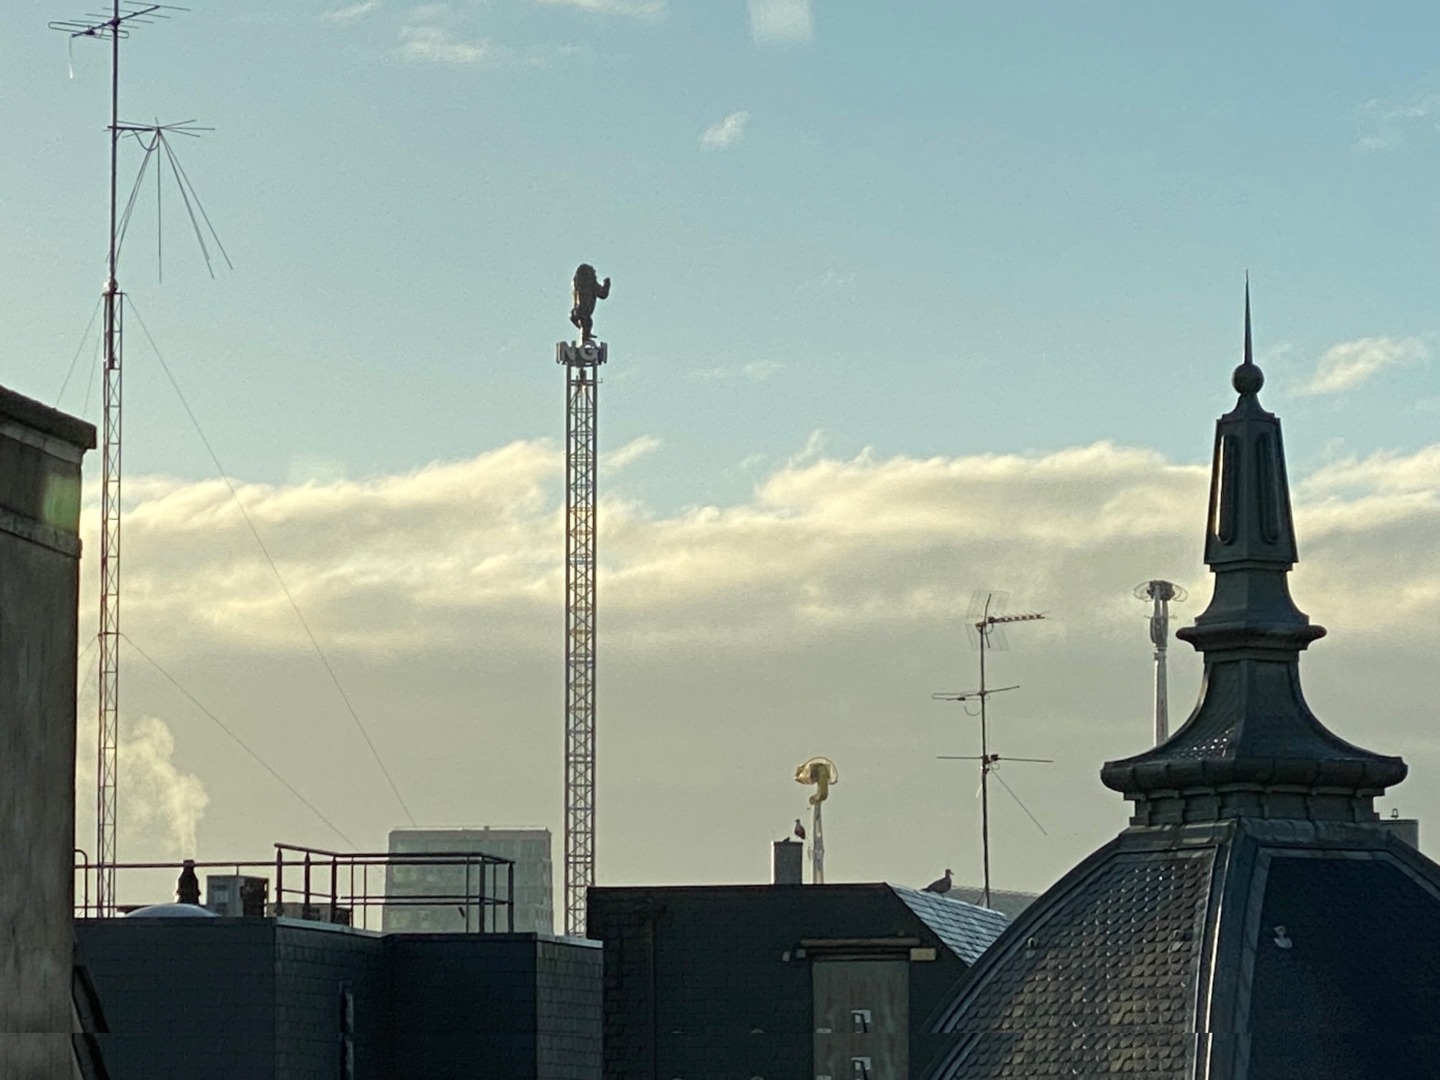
[1243,273,1252,363]
[1233,273,1263,398]
[1102,284,1405,825]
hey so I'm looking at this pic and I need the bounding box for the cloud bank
[82,434,1440,901]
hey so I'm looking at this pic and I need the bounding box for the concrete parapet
[0,385,94,1077]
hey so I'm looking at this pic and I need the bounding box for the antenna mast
[556,286,608,936]
[1133,580,1187,744]
[51,1,185,918]
[934,592,1048,908]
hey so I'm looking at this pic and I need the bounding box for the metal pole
[978,604,991,909]
[812,798,825,884]
[1154,592,1170,744]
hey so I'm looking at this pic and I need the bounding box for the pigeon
[793,818,807,841]
[923,868,953,894]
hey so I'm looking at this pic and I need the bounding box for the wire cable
[55,296,102,409]
[125,299,418,827]
[121,633,356,848]
[991,769,1048,836]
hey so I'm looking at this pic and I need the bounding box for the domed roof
[123,902,219,919]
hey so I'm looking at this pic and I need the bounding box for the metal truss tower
[557,338,606,936]
[96,289,124,918]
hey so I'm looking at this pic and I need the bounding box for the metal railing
[74,843,516,933]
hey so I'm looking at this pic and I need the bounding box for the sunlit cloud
[748,0,813,45]
[1294,336,1427,396]
[98,438,1440,659]
[701,110,750,151]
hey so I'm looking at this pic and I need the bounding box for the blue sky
[5,2,1440,897]
[6,0,1439,504]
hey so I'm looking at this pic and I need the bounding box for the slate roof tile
[931,851,1212,1079]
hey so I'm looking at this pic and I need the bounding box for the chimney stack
[772,839,803,885]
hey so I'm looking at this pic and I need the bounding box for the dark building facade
[928,299,1440,1079]
[0,385,94,1077]
[588,883,1008,1080]
[77,917,602,1079]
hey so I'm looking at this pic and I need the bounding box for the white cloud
[1294,336,1427,396]
[701,110,750,151]
[690,360,782,382]
[533,0,666,14]
[748,0,814,45]
[1355,92,1440,151]
[324,1,382,23]
[399,24,510,65]
[602,434,662,473]
[81,437,1440,895]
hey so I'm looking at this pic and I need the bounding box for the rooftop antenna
[794,757,839,883]
[1133,580,1187,744]
[933,591,1049,908]
[50,1,192,917]
[556,264,611,937]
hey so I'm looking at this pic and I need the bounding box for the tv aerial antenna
[1133,580,1187,744]
[933,591,1050,909]
[50,2,227,917]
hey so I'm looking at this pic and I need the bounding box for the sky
[4,1,1440,906]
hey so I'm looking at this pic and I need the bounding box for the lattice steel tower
[556,336,606,936]
[51,1,185,917]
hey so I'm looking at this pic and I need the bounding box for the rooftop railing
[74,842,515,933]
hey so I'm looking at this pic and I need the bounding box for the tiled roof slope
[890,885,1010,965]
[929,847,1211,1079]
[1245,851,1440,1077]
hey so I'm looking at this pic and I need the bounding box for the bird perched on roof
[923,868,953,894]
[176,859,201,905]
[793,818,806,841]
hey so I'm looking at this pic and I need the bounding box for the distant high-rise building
[384,828,554,934]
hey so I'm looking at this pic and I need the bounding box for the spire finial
[1233,274,1263,395]
[1244,273,1252,364]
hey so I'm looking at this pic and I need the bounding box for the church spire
[1101,285,1406,825]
